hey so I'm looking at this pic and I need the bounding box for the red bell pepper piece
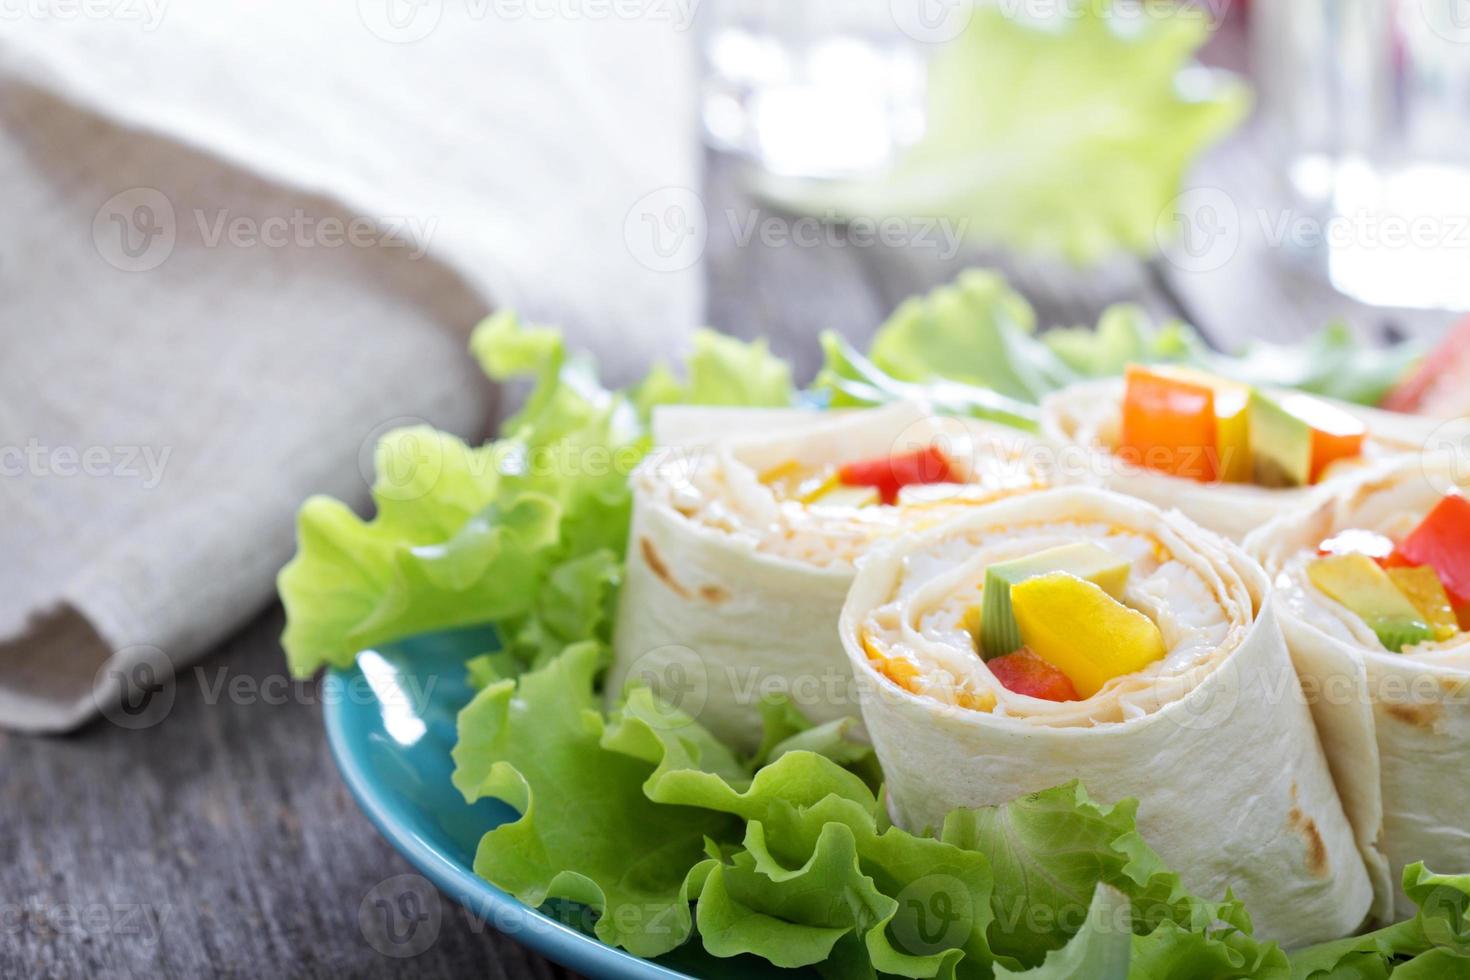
[987,648,1079,702]
[1382,314,1470,414]
[838,446,960,505]
[1396,494,1470,605]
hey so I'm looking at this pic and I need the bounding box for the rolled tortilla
[840,487,1372,947]
[608,401,1050,750]
[1041,378,1435,541]
[1244,453,1470,922]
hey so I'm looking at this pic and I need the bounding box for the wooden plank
[0,608,580,979]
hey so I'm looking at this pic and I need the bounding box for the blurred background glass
[698,0,1470,315]
[698,0,930,184]
[1255,0,1470,310]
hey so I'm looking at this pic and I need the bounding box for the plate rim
[322,663,695,980]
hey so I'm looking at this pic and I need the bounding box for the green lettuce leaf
[602,705,1000,978]
[451,641,734,958]
[1199,323,1426,408]
[813,330,1042,432]
[455,642,1288,978]
[632,328,795,417]
[279,430,540,675]
[942,782,1285,976]
[280,312,791,676]
[1287,864,1470,980]
[868,269,1076,402]
[451,643,879,961]
[994,885,1131,980]
[815,269,1418,415]
[805,4,1247,262]
[1043,304,1208,378]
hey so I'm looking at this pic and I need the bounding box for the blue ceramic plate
[323,628,803,979]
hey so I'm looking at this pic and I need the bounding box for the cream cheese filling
[860,520,1249,727]
[638,426,1047,567]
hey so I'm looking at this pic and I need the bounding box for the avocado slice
[1249,390,1313,488]
[1307,554,1435,652]
[979,542,1131,660]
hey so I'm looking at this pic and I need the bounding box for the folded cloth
[0,7,700,732]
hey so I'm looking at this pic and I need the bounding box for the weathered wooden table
[3,134,1453,978]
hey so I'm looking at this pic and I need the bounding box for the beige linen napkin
[0,7,700,732]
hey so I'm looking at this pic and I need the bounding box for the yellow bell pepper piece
[1387,566,1461,642]
[1212,385,1252,484]
[1009,572,1166,698]
[758,459,802,485]
[797,470,878,507]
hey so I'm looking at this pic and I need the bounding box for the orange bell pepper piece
[1120,365,1218,482]
[1278,394,1367,483]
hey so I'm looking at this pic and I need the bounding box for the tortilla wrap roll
[1245,453,1470,923]
[608,401,1049,750]
[840,486,1372,947]
[1041,377,1435,541]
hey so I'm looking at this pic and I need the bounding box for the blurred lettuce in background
[814,270,1423,417]
[792,2,1249,262]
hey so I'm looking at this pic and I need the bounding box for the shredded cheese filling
[640,429,1048,566]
